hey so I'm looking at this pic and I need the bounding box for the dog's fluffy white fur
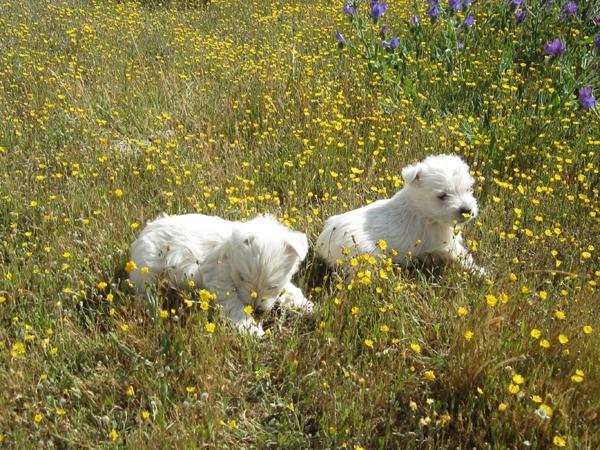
[129,214,313,336]
[316,154,485,275]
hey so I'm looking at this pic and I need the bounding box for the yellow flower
[243,305,254,315]
[364,339,374,348]
[457,306,468,316]
[512,374,525,385]
[109,429,118,442]
[558,334,568,344]
[539,404,553,417]
[380,325,389,333]
[205,322,216,333]
[410,342,421,353]
[583,325,592,334]
[351,306,360,315]
[508,384,520,394]
[424,371,436,381]
[160,310,169,318]
[571,369,584,383]
[126,386,134,397]
[114,189,123,197]
[540,339,551,348]
[125,260,137,273]
[531,395,542,403]
[498,403,508,411]
[141,410,150,420]
[377,240,387,251]
[486,294,497,307]
[11,341,26,357]
[97,281,108,289]
[530,329,541,339]
[34,413,43,423]
[553,435,566,447]
[554,310,566,320]
[464,331,474,341]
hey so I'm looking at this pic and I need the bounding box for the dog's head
[225,215,308,314]
[401,154,478,225]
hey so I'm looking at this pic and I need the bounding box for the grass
[0,0,598,448]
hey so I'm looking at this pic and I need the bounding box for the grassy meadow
[0,0,599,448]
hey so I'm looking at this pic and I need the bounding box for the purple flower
[464,15,475,26]
[335,30,346,44]
[427,0,438,4]
[370,2,388,20]
[381,25,390,35]
[512,0,524,6]
[383,35,400,50]
[562,1,576,17]
[515,9,527,22]
[457,41,464,49]
[595,35,600,49]
[594,15,600,26]
[578,86,596,109]
[427,5,439,19]
[343,3,356,15]
[411,15,420,26]
[448,0,463,11]
[544,38,565,56]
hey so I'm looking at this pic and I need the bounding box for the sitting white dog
[316,154,485,276]
[129,213,313,336]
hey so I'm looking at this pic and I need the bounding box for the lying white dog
[316,154,485,276]
[129,214,313,336]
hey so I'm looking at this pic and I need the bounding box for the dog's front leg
[450,241,487,278]
[278,282,314,313]
[220,295,265,337]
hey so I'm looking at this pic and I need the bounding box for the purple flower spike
[335,30,346,44]
[595,34,600,49]
[464,15,475,26]
[427,5,439,19]
[544,38,565,56]
[594,15,600,26]
[384,35,400,50]
[562,1,577,17]
[370,2,388,21]
[512,0,524,6]
[578,86,596,109]
[515,9,527,22]
[448,0,463,11]
[343,3,356,16]
[411,15,420,26]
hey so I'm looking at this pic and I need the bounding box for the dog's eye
[437,193,448,201]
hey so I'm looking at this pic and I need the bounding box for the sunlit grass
[0,0,598,447]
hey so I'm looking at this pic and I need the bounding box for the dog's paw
[302,299,315,314]
[236,319,265,337]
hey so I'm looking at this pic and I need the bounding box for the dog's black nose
[459,207,472,216]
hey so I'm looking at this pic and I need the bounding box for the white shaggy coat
[316,155,485,275]
[129,214,313,336]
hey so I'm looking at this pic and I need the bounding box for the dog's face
[402,155,478,225]
[226,216,308,314]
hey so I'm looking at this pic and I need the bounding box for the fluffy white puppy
[316,154,485,276]
[129,214,313,336]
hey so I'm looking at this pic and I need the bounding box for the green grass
[0,0,598,448]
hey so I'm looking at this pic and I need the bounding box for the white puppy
[316,154,485,276]
[129,214,313,336]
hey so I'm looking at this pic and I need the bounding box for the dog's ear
[402,163,422,185]
[284,231,308,261]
